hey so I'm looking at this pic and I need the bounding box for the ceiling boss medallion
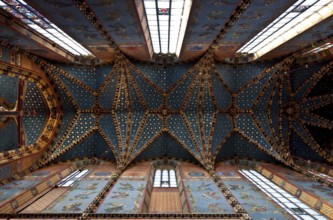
[159,105,171,118]
[92,104,103,119]
[284,100,300,121]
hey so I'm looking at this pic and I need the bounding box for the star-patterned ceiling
[0,0,332,173]
[0,0,332,63]
[2,48,332,172]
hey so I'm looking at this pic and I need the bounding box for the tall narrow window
[153,169,162,187]
[239,170,327,220]
[153,169,177,188]
[237,0,333,60]
[304,41,333,54]
[0,0,92,56]
[57,169,90,187]
[143,0,192,56]
[169,170,177,187]
[161,170,169,187]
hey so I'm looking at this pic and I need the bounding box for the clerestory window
[153,169,177,187]
[57,169,90,187]
[240,169,328,220]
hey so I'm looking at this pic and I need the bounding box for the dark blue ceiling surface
[0,119,18,153]
[2,0,333,63]
[23,82,48,146]
[215,132,279,163]
[1,54,332,168]
[133,132,198,163]
[45,56,332,167]
[25,0,114,60]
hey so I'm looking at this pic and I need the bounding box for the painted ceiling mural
[1,49,332,172]
[0,0,331,62]
[0,56,61,167]
[0,0,332,176]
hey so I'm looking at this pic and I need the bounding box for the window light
[237,0,333,60]
[153,169,162,187]
[143,0,192,56]
[308,170,333,183]
[58,169,90,187]
[239,170,327,220]
[0,0,92,56]
[304,41,333,54]
[153,169,178,188]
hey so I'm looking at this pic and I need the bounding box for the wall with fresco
[16,162,118,214]
[181,162,234,214]
[39,163,117,213]
[1,158,333,218]
[215,163,293,219]
[0,163,74,213]
[96,162,150,214]
[261,164,333,210]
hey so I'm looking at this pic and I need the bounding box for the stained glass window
[0,0,92,56]
[237,0,333,60]
[143,0,192,56]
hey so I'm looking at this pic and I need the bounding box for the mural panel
[0,180,40,205]
[96,179,146,214]
[97,162,149,214]
[183,179,234,214]
[264,164,333,207]
[222,173,294,219]
[42,180,108,213]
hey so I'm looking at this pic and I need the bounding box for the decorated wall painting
[0,180,40,205]
[263,164,333,207]
[292,182,333,206]
[42,180,108,213]
[224,180,294,219]
[216,171,240,178]
[25,165,67,180]
[183,179,234,214]
[96,179,146,213]
[216,165,293,219]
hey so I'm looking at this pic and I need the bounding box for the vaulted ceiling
[0,0,332,173]
[0,0,332,63]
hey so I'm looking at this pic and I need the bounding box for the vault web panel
[99,71,119,110]
[99,114,120,157]
[168,73,195,110]
[54,114,96,155]
[0,75,18,104]
[57,73,95,109]
[236,114,278,156]
[210,72,231,109]
[236,71,275,109]
[167,114,199,157]
[132,114,163,159]
[130,70,163,109]
[211,113,232,156]
[56,65,97,90]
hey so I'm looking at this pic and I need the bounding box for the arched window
[240,170,327,220]
[153,169,177,188]
[170,170,177,187]
[161,170,169,187]
[153,169,161,187]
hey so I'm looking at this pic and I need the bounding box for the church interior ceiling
[0,0,332,177]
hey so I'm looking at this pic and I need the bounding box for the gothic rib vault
[1,47,332,176]
[0,0,332,181]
